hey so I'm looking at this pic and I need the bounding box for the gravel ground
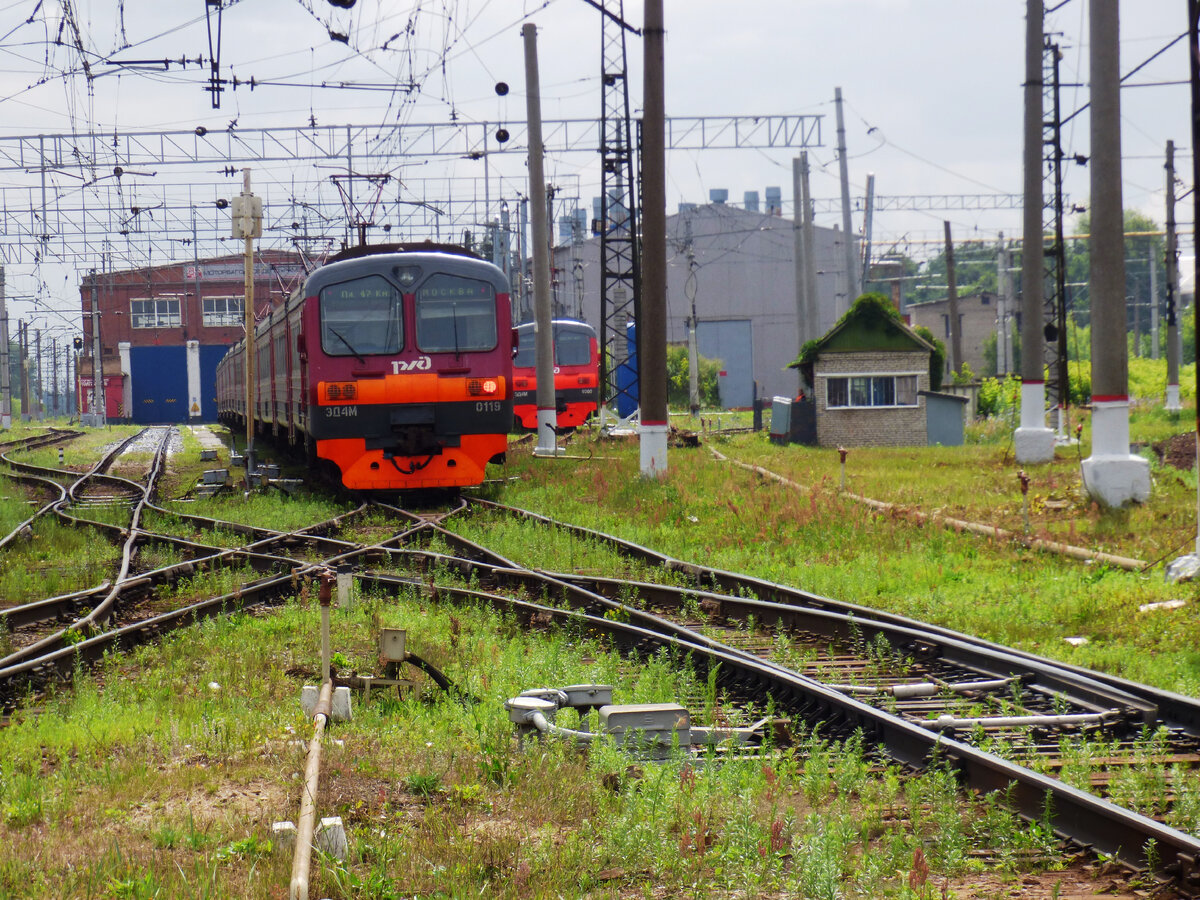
[100,426,182,458]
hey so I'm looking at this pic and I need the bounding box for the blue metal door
[201,345,231,422]
[130,346,188,423]
[697,319,753,409]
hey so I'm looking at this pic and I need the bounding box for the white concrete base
[316,816,348,860]
[0,414,9,430]
[301,685,353,722]
[1081,454,1151,508]
[271,821,297,851]
[1083,399,1151,507]
[1166,384,1182,411]
[639,423,669,478]
[1014,427,1055,463]
[1166,553,1200,584]
[536,408,557,456]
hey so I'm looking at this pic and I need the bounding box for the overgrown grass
[491,427,1200,698]
[0,584,1061,898]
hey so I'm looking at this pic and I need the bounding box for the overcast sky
[0,0,1192,325]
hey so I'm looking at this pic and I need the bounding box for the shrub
[666,344,721,408]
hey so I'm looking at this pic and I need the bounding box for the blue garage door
[130,346,188,424]
[697,319,753,409]
[201,345,231,422]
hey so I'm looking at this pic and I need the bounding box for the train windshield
[415,274,497,353]
[320,275,402,357]
[554,327,593,366]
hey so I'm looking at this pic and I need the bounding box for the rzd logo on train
[391,356,432,374]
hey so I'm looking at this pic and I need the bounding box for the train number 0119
[475,400,503,413]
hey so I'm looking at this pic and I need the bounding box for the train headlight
[323,382,357,403]
[467,378,500,396]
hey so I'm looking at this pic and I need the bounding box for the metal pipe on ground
[290,680,332,900]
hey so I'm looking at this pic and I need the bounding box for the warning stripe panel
[317,373,508,405]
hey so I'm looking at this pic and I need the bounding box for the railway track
[2,465,1199,891]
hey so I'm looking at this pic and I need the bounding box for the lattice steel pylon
[1043,36,1069,422]
[598,0,641,420]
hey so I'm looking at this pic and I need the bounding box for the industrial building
[549,194,859,408]
[906,291,1007,378]
[77,250,309,423]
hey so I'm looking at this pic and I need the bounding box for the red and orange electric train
[216,245,512,491]
[510,319,600,431]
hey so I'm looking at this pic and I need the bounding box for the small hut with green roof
[790,294,941,448]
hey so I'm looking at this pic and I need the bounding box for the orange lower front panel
[317,433,506,490]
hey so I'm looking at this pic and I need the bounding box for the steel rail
[357,568,1200,880]
[467,498,1200,733]
[548,573,1158,724]
[0,429,172,669]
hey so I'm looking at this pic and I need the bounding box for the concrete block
[300,685,353,723]
[315,816,348,860]
[199,449,218,461]
[272,821,297,851]
[300,685,319,718]
[331,686,352,723]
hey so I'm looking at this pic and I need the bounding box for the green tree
[666,344,721,408]
[1065,210,1163,339]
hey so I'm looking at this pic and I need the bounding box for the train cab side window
[319,275,402,357]
[415,274,497,353]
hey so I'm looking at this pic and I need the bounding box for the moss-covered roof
[791,294,932,365]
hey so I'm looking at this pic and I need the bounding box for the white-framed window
[202,295,244,327]
[825,374,919,408]
[130,296,182,329]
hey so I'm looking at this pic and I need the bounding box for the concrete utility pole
[0,266,9,429]
[996,233,1012,376]
[1150,249,1159,360]
[1082,0,1149,506]
[834,87,859,303]
[800,152,819,340]
[1189,0,1200,548]
[34,329,41,421]
[792,156,810,382]
[51,336,57,415]
[523,23,557,457]
[943,221,963,376]
[684,216,700,415]
[861,173,876,292]
[1015,0,1055,462]
[1166,140,1182,410]
[233,168,262,471]
[90,275,104,426]
[639,0,668,477]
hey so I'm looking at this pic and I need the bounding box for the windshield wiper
[329,327,367,364]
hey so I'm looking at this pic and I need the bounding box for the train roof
[304,247,509,295]
[513,318,596,335]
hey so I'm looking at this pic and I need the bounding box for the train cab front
[303,249,513,491]
[312,373,510,490]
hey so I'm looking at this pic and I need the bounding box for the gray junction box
[598,703,690,750]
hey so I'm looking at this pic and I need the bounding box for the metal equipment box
[379,628,406,663]
[599,703,690,749]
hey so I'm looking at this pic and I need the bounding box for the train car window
[415,274,497,353]
[554,328,593,366]
[320,275,402,358]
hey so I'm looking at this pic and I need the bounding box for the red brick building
[79,250,311,422]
